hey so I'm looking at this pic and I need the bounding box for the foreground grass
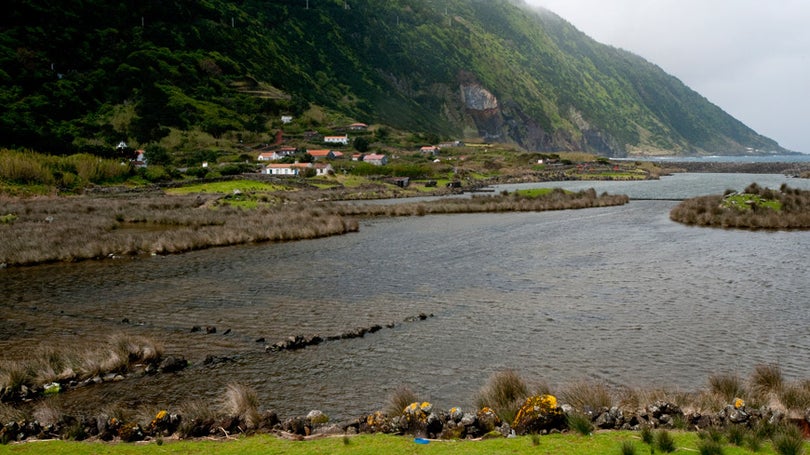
[0,432,782,454]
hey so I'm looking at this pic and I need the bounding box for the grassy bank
[0,431,788,454]
[0,187,627,267]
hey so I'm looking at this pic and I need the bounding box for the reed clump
[474,369,530,424]
[0,335,164,399]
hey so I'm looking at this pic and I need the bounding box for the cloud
[527,0,810,153]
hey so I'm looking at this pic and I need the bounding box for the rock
[158,356,188,373]
[307,410,329,425]
[190,325,201,332]
[205,326,216,334]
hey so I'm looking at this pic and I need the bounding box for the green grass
[166,180,290,195]
[0,432,784,454]
[721,193,782,212]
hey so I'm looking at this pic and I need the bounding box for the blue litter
[414,437,430,444]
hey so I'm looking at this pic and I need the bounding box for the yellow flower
[155,410,168,420]
[734,398,745,409]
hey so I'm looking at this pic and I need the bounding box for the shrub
[656,429,676,453]
[475,370,529,423]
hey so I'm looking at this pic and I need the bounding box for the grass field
[0,432,786,454]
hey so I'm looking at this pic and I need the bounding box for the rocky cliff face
[458,80,624,156]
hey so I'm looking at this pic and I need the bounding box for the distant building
[281,115,293,124]
[363,153,388,166]
[307,149,335,160]
[348,122,368,131]
[324,135,349,145]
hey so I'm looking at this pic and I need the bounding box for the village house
[280,115,293,124]
[324,135,349,145]
[307,149,335,160]
[363,153,388,166]
[348,122,368,131]
[351,153,363,161]
[262,162,333,176]
[420,145,440,155]
[257,147,297,161]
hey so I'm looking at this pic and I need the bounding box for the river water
[2,173,809,420]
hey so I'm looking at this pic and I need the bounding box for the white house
[324,135,349,145]
[281,115,293,124]
[363,153,388,166]
[263,163,310,176]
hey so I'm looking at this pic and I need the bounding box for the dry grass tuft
[386,385,420,417]
[561,379,613,411]
[223,383,261,430]
[750,363,784,403]
[474,369,530,423]
[708,372,747,403]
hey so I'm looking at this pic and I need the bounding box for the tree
[144,143,172,166]
[353,136,370,153]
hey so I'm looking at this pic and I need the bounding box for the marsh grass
[620,440,637,455]
[561,379,613,412]
[698,438,726,455]
[751,364,785,399]
[386,386,420,416]
[708,372,747,403]
[566,412,594,436]
[772,424,806,455]
[656,429,676,453]
[0,335,164,395]
[474,370,529,424]
[779,381,810,412]
[223,383,261,430]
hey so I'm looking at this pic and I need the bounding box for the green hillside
[0,0,787,157]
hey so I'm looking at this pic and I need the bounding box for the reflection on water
[1,174,809,420]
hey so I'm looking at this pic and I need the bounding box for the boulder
[159,356,188,373]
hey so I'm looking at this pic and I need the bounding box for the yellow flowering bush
[512,394,565,435]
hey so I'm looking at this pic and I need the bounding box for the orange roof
[308,149,332,156]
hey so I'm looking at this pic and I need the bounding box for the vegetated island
[670,183,810,230]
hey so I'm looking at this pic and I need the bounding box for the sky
[526,0,810,154]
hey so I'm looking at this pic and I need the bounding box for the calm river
[2,173,809,420]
